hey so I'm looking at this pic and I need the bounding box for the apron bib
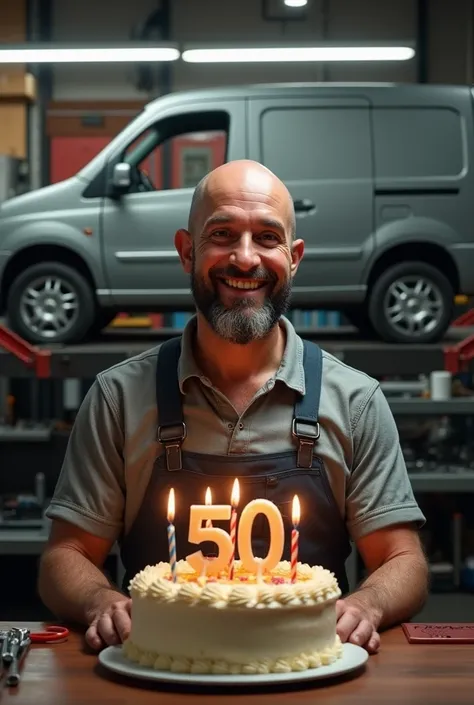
[120,337,351,594]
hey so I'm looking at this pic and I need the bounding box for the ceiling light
[182,46,415,63]
[284,0,308,6]
[0,44,180,63]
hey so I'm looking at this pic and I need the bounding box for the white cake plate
[98,643,368,686]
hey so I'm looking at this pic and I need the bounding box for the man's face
[186,172,303,345]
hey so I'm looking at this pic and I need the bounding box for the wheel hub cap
[384,276,444,337]
[20,276,79,340]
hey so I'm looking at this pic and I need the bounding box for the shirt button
[238,422,244,430]
[227,423,234,430]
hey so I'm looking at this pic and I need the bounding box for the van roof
[143,81,471,110]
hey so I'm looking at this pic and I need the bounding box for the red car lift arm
[0,324,51,378]
[444,332,474,375]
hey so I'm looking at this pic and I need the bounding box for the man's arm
[339,383,428,651]
[353,523,428,628]
[337,524,428,651]
[39,380,129,649]
[39,518,122,623]
[38,519,131,649]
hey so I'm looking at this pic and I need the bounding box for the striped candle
[291,495,300,584]
[205,487,213,529]
[228,479,240,580]
[167,488,177,583]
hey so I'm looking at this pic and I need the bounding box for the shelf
[389,399,474,415]
[408,472,474,492]
[0,423,53,442]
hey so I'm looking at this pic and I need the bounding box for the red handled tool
[28,626,69,644]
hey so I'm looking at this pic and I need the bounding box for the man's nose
[230,233,261,271]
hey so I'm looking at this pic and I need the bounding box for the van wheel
[6,262,96,344]
[368,261,454,344]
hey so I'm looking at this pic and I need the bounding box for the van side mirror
[111,162,132,191]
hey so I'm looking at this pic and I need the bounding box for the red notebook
[402,623,474,644]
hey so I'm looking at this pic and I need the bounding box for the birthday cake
[123,559,342,674]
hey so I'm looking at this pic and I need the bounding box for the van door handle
[293,199,316,213]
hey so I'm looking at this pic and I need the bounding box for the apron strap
[156,335,323,471]
[293,340,323,468]
[156,336,186,471]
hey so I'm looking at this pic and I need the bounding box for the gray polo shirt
[46,315,425,544]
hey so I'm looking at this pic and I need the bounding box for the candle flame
[167,488,175,523]
[205,487,212,506]
[292,495,300,526]
[231,478,240,507]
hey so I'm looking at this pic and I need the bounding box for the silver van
[0,82,473,345]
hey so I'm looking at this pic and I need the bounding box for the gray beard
[190,264,292,345]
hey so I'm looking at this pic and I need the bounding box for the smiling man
[38,159,428,656]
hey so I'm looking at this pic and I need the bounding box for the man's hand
[85,596,132,650]
[336,596,381,654]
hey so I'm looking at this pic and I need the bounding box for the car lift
[1,310,474,378]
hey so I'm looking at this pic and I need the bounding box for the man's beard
[191,260,292,345]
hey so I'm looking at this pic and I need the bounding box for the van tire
[368,261,454,344]
[6,262,96,344]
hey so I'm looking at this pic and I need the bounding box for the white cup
[430,370,452,400]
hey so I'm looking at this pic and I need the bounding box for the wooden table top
[0,622,472,704]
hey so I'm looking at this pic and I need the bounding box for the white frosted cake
[123,559,342,674]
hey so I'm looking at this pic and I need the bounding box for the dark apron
[120,337,351,594]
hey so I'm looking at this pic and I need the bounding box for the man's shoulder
[321,348,378,393]
[318,347,380,423]
[95,344,162,396]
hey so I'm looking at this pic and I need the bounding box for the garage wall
[50,0,474,100]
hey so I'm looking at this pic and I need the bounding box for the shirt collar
[178,314,305,396]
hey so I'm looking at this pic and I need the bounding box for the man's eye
[212,230,230,238]
[260,233,279,242]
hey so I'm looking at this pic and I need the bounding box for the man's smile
[221,277,267,291]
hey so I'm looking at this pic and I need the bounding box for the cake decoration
[123,482,343,675]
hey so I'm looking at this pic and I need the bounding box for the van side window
[259,107,371,181]
[373,108,464,179]
[124,111,229,191]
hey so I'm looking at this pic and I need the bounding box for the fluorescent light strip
[284,0,309,6]
[0,47,180,63]
[182,46,415,63]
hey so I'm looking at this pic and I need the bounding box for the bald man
[39,160,428,656]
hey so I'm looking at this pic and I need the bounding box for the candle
[237,499,284,574]
[205,487,213,529]
[167,488,177,583]
[228,479,240,580]
[291,495,300,584]
[186,504,232,575]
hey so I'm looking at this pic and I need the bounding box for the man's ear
[290,238,304,277]
[175,228,193,274]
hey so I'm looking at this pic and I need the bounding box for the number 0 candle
[291,495,300,584]
[167,488,177,583]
